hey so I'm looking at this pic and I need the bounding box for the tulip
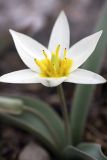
[0,11,106,87]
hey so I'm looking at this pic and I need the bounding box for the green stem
[57,84,70,144]
[23,105,60,149]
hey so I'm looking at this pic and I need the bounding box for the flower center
[34,45,73,78]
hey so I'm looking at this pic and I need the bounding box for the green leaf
[15,95,65,147]
[16,95,65,147]
[63,145,95,160]
[70,1,107,146]
[0,95,65,155]
[0,96,24,114]
[0,109,58,154]
[78,143,107,160]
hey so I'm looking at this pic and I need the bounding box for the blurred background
[0,0,107,159]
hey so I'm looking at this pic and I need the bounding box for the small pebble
[19,142,50,160]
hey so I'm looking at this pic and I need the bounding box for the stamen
[56,44,60,57]
[34,58,40,66]
[64,48,67,57]
[42,50,48,58]
[34,59,50,76]
[51,52,55,63]
[34,45,73,78]
[42,50,51,65]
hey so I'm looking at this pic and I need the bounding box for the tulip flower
[0,11,106,87]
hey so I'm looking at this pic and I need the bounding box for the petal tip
[9,29,18,38]
[9,29,15,34]
[100,77,106,84]
[0,75,5,83]
[58,10,67,21]
[59,10,66,16]
[99,30,103,34]
[96,74,106,84]
[93,30,103,40]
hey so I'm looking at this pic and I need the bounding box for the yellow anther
[42,50,48,58]
[34,59,50,76]
[42,50,51,66]
[34,58,40,67]
[55,44,60,57]
[64,48,67,57]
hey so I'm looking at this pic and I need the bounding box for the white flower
[0,11,106,87]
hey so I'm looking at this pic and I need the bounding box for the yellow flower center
[34,45,73,78]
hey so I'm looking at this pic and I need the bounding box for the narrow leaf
[78,143,107,160]
[70,1,107,146]
[0,95,65,154]
[0,110,59,155]
[63,145,95,160]
[13,95,65,147]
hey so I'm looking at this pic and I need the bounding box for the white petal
[0,69,67,87]
[65,68,106,84]
[15,44,40,72]
[9,30,50,72]
[0,69,40,83]
[48,11,70,57]
[67,31,102,71]
[39,77,66,87]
